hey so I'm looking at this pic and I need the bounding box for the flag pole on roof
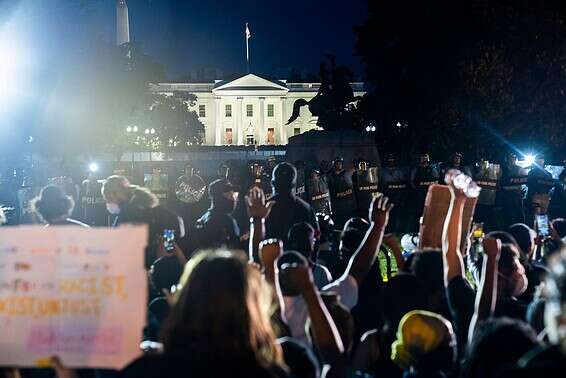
[245,22,251,73]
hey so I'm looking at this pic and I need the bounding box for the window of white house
[225,128,233,144]
[294,127,301,136]
[267,128,275,144]
[246,104,253,117]
[198,105,206,117]
[225,104,232,117]
[267,104,274,117]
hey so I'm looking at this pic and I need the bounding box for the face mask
[106,203,121,215]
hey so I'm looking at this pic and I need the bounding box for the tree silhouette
[356,0,566,161]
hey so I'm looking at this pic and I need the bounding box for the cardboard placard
[0,225,148,369]
[418,184,478,251]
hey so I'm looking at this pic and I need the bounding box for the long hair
[162,250,283,368]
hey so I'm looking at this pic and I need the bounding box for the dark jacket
[265,193,319,245]
[188,208,241,254]
[114,187,182,268]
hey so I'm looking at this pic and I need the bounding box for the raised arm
[345,194,393,285]
[283,265,346,377]
[468,237,500,343]
[246,187,274,264]
[383,233,405,272]
[442,184,467,286]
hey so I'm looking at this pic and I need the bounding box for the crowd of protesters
[0,153,565,378]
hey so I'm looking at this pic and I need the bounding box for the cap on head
[208,179,234,199]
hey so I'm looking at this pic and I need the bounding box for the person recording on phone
[526,153,555,226]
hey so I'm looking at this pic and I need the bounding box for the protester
[102,175,183,267]
[391,310,457,378]
[120,250,289,378]
[287,222,333,289]
[188,178,241,254]
[265,162,319,245]
[31,185,90,227]
[3,157,566,378]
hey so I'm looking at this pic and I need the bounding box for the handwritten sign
[0,225,148,369]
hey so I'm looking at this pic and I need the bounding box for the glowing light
[150,128,155,134]
[126,126,132,133]
[0,38,22,98]
[144,128,150,134]
[524,154,535,166]
[88,163,99,173]
[517,153,536,168]
[132,126,138,132]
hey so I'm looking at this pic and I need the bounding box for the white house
[150,73,365,146]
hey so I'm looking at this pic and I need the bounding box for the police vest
[295,168,307,200]
[500,166,527,192]
[413,167,439,190]
[329,171,356,212]
[307,177,332,215]
[355,167,380,209]
[474,169,499,205]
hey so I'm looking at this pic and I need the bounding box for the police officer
[294,160,308,201]
[145,167,169,203]
[526,153,555,225]
[380,153,408,233]
[265,155,277,177]
[80,170,106,226]
[353,158,380,218]
[442,152,471,177]
[249,162,272,199]
[498,152,528,227]
[550,159,566,218]
[307,169,332,216]
[217,162,230,180]
[409,153,440,231]
[472,157,500,231]
[327,156,357,229]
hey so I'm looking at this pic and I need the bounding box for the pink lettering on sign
[26,325,122,355]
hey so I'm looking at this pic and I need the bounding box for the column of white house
[279,97,287,144]
[214,96,222,146]
[258,97,266,145]
[236,97,244,145]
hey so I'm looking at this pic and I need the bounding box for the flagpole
[245,22,250,73]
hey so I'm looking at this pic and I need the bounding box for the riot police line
[1,152,565,233]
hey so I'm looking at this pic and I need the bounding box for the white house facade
[150,73,365,146]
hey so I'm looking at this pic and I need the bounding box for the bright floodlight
[88,163,99,173]
[126,126,132,133]
[0,39,21,97]
[524,154,535,167]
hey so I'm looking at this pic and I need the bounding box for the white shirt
[281,275,358,343]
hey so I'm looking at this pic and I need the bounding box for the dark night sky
[1,0,368,80]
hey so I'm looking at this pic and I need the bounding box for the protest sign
[418,184,478,251]
[0,225,147,369]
